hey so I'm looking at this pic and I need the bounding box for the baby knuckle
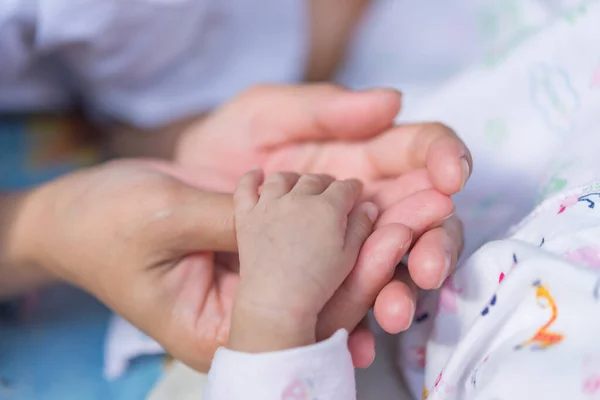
[301,174,325,186]
[325,185,352,204]
[266,172,288,184]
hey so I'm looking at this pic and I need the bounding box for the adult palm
[176,84,471,330]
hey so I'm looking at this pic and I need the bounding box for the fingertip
[345,201,379,252]
[428,137,472,196]
[366,87,403,112]
[244,167,265,186]
[408,228,456,290]
[324,179,364,212]
[459,156,472,190]
[234,168,265,214]
[348,329,376,368]
[345,178,364,193]
[373,280,416,334]
[362,202,379,223]
[324,89,402,140]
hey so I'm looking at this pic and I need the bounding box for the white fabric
[203,1,600,398]
[205,330,354,400]
[0,0,307,127]
[103,314,164,380]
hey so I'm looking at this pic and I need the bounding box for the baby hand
[229,170,378,352]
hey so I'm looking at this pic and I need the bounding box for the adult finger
[259,172,301,200]
[363,169,433,210]
[373,267,418,334]
[242,84,402,147]
[138,183,236,254]
[407,215,464,290]
[347,318,376,369]
[318,224,412,338]
[365,122,473,195]
[234,169,264,213]
[290,174,335,195]
[376,189,455,236]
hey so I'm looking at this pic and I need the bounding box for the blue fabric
[0,115,101,190]
[0,115,164,400]
[0,287,163,400]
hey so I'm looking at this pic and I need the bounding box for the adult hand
[10,160,238,372]
[11,159,403,371]
[176,84,471,343]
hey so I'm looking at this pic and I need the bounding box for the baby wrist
[229,295,318,353]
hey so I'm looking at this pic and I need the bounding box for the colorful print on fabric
[537,168,570,203]
[591,59,600,88]
[530,64,580,135]
[582,355,600,395]
[414,311,430,324]
[594,279,600,300]
[477,0,537,68]
[480,294,498,316]
[515,281,564,350]
[499,253,518,283]
[282,379,316,400]
[439,277,463,314]
[407,346,426,370]
[563,1,591,24]
[432,372,454,396]
[564,246,600,269]
[483,118,509,146]
[470,355,490,389]
[558,193,600,214]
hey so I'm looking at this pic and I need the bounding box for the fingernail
[460,156,470,189]
[442,205,456,221]
[407,298,416,327]
[401,230,414,250]
[364,203,379,222]
[436,248,453,289]
[366,344,376,368]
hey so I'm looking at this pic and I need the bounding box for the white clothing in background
[0,0,307,127]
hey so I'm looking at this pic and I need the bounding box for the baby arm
[205,171,380,399]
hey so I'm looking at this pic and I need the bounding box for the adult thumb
[155,186,238,254]
[242,84,402,147]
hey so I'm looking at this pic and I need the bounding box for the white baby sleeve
[204,329,356,400]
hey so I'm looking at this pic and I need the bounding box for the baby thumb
[345,202,378,256]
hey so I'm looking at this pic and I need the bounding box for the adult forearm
[0,190,55,298]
